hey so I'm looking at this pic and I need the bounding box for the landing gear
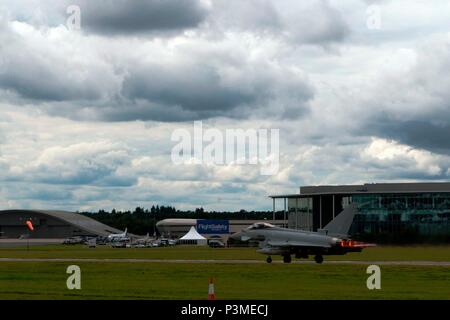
[266,256,272,263]
[283,255,292,263]
[314,254,324,264]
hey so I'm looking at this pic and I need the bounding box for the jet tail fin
[322,203,358,238]
[124,228,128,235]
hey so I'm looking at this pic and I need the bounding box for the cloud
[365,118,450,156]
[75,0,211,35]
[282,138,450,187]
[120,62,256,121]
[22,141,135,186]
[0,0,210,35]
[118,41,314,121]
[209,0,350,45]
[351,34,450,155]
[361,138,448,179]
[208,0,282,34]
[0,18,121,102]
[280,0,350,44]
[0,13,314,122]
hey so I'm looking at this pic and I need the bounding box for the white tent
[178,226,207,246]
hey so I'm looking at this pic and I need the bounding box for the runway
[0,258,449,266]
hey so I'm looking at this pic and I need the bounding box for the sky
[1,0,450,212]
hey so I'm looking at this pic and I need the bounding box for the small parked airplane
[135,232,150,242]
[107,228,129,242]
[231,203,374,264]
[134,232,151,247]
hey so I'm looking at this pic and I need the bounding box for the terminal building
[0,210,121,239]
[270,182,450,242]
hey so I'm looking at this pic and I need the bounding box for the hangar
[0,210,121,239]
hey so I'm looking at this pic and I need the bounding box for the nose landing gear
[314,254,324,264]
[266,256,272,263]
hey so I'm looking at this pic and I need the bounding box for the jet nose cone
[230,231,243,241]
[230,231,252,242]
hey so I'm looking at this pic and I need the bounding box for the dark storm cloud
[364,115,450,156]
[75,0,210,35]
[0,8,314,122]
[0,63,101,102]
[91,101,238,122]
[115,58,314,121]
[121,64,255,120]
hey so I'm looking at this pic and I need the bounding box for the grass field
[0,245,449,300]
[1,262,449,299]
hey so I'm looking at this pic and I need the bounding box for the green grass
[1,245,449,299]
[0,245,450,261]
[0,262,449,299]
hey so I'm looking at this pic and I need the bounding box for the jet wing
[267,240,331,248]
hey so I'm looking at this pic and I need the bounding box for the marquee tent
[178,226,207,246]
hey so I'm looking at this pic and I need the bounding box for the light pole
[153,211,156,238]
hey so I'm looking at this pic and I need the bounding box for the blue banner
[197,220,229,234]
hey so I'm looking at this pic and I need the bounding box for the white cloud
[363,138,447,177]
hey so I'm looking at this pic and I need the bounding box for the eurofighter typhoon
[231,203,374,263]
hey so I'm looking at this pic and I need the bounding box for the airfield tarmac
[1,257,449,266]
[0,239,64,247]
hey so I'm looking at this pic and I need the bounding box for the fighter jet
[231,203,373,264]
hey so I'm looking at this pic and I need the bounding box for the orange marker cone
[208,277,216,300]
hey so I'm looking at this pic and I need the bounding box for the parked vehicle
[208,239,225,248]
[160,238,177,246]
[111,241,127,248]
[62,236,84,245]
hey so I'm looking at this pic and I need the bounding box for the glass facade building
[271,183,450,243]
[288,198,313,231]
[350,193,450,241]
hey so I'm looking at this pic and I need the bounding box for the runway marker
[208,277,216,300]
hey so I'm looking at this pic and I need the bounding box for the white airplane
[107,228,129,242]
[134,232,150,244]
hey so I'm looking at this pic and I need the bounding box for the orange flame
[340,240,375,248]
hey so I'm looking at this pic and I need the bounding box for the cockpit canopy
[247,222,276,230]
